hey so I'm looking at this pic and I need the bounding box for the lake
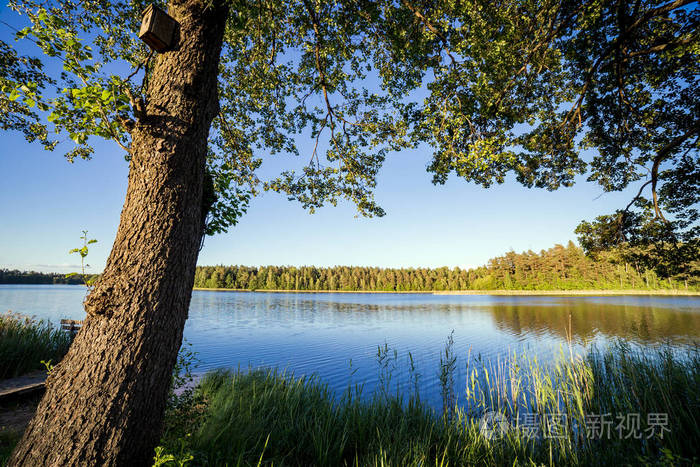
[1,284,698,407]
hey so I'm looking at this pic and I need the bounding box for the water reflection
[1,286,698,406]
[488,300,700,344]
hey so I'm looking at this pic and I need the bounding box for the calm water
[1,285,699,406]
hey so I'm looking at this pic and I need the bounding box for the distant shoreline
[193,287,700,296]
[1,285,697,296]
[434,289,700,296]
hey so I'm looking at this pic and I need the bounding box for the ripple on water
[2,286,698,407]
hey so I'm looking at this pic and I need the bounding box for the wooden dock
[60,319,84,334]
[0,318,83,405]
[0,371,46,403]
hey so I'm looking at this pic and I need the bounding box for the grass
[0,313,71,466]
[158,341,699,466]
[0,312,72,380]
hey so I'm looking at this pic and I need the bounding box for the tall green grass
[0,312,72,379]
[158,342,699,466]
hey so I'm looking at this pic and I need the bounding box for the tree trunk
[9,1,228,465]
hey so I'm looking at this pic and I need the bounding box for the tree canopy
[2,0,697,242]
[2,0,416,229]
[390,0,699,268]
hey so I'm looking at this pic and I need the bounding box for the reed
[158,341,699,466]
[0,312,72,379]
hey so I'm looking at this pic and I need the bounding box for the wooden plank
[60,319,83,333]
[0,382,45,402]
[60,319,83,325]
[0,371,47,403]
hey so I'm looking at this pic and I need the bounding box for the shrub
[0,312,72,379]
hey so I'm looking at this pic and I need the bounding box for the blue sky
[0,5,636,273]
[0,128,633,273]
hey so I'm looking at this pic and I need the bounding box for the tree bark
[9,1,228,465]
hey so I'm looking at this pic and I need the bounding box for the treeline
[195,242,697,291]
[0,269,95,285]
[4,243,696,291]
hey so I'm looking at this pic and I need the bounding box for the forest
[193,242,696,291]
[4,242,696,291]
[0,269,91,285]
[3,242,696,291]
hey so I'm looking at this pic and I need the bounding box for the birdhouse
[138,5,179,52]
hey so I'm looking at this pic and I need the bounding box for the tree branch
[123,86,146,121]
[624,179,652,213]
[628,33,698,56]
[492,1,591,112]
[75,75,130,152]
[562,0,695,129]
[649,128,699,222]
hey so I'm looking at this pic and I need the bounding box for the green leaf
[15,27,31,39]
[69,132,86,144]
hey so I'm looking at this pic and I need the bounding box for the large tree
[1,0,697,464]
[3,0,410,464]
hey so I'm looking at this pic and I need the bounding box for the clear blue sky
[0,6,635,274]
